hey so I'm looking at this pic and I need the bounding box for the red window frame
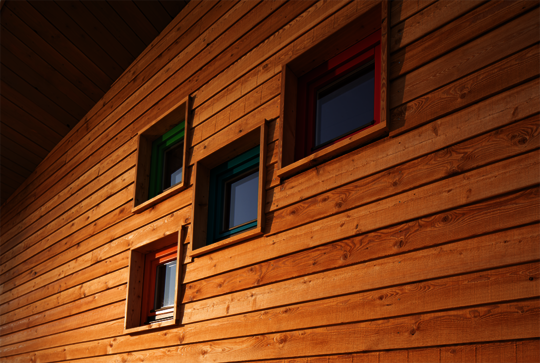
[140,244,178,325]
[295,30,381,161]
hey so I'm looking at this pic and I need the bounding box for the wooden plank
[0,166,136,284]
[0,63,79,127]
[1,24,96,111]
[0,95,63,150]
[0,284,126,336]
[390,0,538,79]
[0,156,32,179]
[390,0,437,27]
[184,186,539,304]
[29,300,540,363]
[101,0,213,105]
[0,81,70,137]
[30,0,123,80]
[0,150,135,255]
[441,345,476,363]
[187,148,540,282]
[391,44,540,136]
[0,138,134,244]
[0,180,134,278]
[0,120,49,158]
[0,319,125,359]
[390,7,540,109]
[0,133,43,167]
[0,268,126,326]
[0,203,191,315]
[56,0,134,69]
[108,0,159,44]
[192,0,359,109]
[183,224,540,323]
[390,0,485,52]
[269,115,540,235]
[269,79,539,214]
[134,1,172,33]
[517,340,540,363]
[6,0,113,88]
[0,301,124,347]
[477,342,516,363]
[0,6,106,96]
[190,97,280,165]
[0,251,128,316]
[5,259,538,361]
[0,0,247,232]
[160,0,187,18]
[81,0,145,58]
[0,0,342,236]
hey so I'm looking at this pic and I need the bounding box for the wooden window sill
[123,318,176,335]
[277,122,387,180]
[131,182,187,214]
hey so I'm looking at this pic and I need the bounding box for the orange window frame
[140,244,178,325]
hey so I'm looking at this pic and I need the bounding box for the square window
[190,125,268,257]
[124,232,183,333]
[296,31,381,160]
[277,3,389,179]
[133,97,190,213]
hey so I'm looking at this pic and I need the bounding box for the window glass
[224,169,259,230]
[163,141,184,191]
[154,260,176,310]
[207,146,260,245]
[315,62,375,148]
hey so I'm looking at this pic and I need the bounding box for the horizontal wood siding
[0,1,538,362]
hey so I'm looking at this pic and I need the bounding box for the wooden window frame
[189,124,268,257]
[132,96,190,214]
[148,122,185,200]
[124,232,183,334]
[277,2,389,180]
[207,146,260,245]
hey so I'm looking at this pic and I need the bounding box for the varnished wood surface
[0,0,188,205]
[0,1,538,362]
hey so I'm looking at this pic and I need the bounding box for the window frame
[132,96,190,214]
[190,124,268,257]
[124,231,184,334]
[295,30,381,160]
[207,146,260,245]
[277,2,389,180]
[140,244,178,325]
[148,121,185,199]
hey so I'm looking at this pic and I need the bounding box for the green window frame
[207,146,260,245]
[148,121,185,199]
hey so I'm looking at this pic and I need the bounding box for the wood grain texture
[1,2,538,361]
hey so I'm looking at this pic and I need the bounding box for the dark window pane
[162,142,183,190]
[154,260,176,310]
[224,169,258,230]
[315,63,375,148]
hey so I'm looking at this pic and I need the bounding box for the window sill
[123,318,176,335]
[277,122,387,180]
[131,182,187,214]
[188,227,262,258]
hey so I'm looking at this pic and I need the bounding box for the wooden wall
[1,0,539,361]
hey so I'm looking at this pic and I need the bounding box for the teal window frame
[148,121,185,199]
[207,146,260,245]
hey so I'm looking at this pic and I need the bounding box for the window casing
[190,125,268,257]
[133,97,190,214]
[277,3,388,180]
[124,232,183,334]
[295,31,381,160]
